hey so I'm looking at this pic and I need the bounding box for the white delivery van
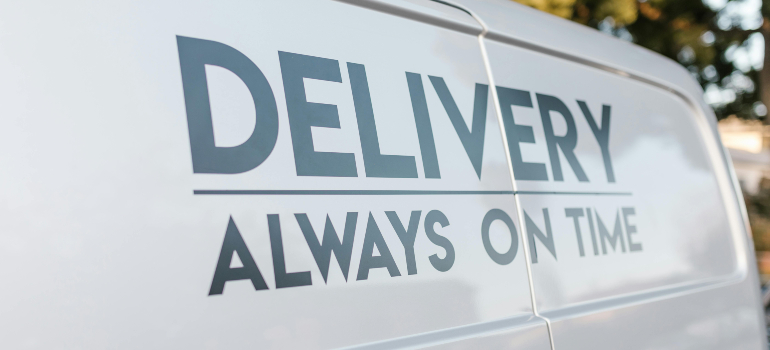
[0,0,765,348]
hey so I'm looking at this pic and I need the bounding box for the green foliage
[515,0,577,18]
[513,0,767,120]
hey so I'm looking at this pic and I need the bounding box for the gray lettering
[496,87,548,181]
[386,210,421,275]
[430,76,488,179]
[578,101,615,183]
[524,208,557,263]
[209,217,269,295]
[596,210,626,254]
[622,207,642,252]
[406,73,440,179]
[481,209,519,265]
[278,51,357,177]
[424,210,455,272]
[295,212,358,282]
[565,208,586,257]
[348,63,418,178]
[177,36,279,174]
[357,213,402,280]
[269,214,312,288]
[585,208,599,256]
[536,94,588,182]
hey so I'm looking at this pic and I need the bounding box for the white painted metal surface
[0,0,764,349]
[453,0,766,348]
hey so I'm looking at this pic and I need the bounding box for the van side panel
[0,0,552,348]
[483,29,765,349]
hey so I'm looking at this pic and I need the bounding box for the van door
[0,0,551,348]
[465,1,768,348]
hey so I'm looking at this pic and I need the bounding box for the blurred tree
[513,0,768,121]
[746,179,770,251]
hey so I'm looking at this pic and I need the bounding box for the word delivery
[177,36,614,182]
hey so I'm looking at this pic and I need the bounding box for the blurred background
[511,0,770,283]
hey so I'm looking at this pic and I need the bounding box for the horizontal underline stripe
[193,190,632,196]
[516,191,633,196]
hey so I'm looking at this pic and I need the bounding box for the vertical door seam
[427,1,556,349]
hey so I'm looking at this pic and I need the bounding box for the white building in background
[719,116,770,194]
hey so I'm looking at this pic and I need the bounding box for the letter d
[177,36,279,173]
